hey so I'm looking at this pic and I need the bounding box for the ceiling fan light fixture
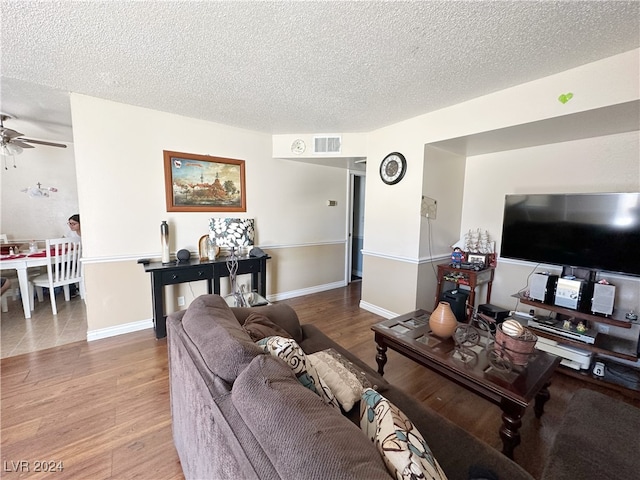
[1,143,23,156]
[1,113,67,154]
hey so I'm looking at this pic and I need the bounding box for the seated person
[1,277,11,295]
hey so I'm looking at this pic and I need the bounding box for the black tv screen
[500,192,640,277]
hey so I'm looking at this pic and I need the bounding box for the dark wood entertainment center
[514,292,640,398]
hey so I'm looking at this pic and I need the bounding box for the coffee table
[372,309,561,459]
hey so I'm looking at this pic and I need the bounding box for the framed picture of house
[467,253,488,266]
[163,150,246,212]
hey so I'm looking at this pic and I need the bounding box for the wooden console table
[143,254,269,338]
[435,264,495,321]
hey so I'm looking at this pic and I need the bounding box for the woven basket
[494,324,538,366]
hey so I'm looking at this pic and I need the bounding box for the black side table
[143,255,270,338]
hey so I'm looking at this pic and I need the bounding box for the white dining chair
[1,277,12,313]
[0,234,25,303]
[30,238,84,315]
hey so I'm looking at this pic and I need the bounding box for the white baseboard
[87,281,347,341]
[268,281,347,302]
[359,300,399,319]
[87,318,153,341]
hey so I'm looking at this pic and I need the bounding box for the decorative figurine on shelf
[451,247,464,267]
[576,322,587,333]
[463,228,495,255]
[464,229,479,253]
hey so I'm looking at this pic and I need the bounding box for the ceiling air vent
[313,135,341,154]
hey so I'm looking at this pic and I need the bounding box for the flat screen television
[500,192,640,277]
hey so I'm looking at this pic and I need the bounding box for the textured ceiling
[1,0,638,140]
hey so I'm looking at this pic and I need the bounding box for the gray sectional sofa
[166,294,536,479]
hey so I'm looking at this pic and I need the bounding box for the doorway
[348,172,365,283]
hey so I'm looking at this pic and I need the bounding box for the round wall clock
[291,139,306,155]
[379,152,407,185]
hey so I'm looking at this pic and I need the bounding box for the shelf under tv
[515,294,633,329]
[531,328,638,362]
[557,363,640,400]
[513,293,638,362]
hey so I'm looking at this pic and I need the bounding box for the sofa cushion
[257,336,339,410]
[182,294,262,384]
[242,312,292,342]
[232,354,391,479]
[360,388,448,480]
[233,303,304,343]
[308,348,372,412]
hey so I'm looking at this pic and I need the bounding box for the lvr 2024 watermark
[3,460,64,472]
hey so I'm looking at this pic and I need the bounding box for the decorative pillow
[242,312,292,342]
[257,336,339,410]
[360,388,448,480]
[307,348,372,412]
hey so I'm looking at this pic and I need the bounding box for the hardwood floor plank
[2,282,639,479]
[0,418,42,445]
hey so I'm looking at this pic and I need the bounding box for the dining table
[0,251,49,318]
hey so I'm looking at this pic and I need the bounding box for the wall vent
[313,135,341,154]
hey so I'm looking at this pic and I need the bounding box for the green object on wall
[558,93,574,104]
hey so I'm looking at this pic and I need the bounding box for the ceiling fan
[0,113,67,157]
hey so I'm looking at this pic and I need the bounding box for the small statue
[451,247,464,266]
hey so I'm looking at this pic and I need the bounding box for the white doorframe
[346,170,365,284]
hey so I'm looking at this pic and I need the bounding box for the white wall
[70,95,349,335]
[11,48,638,336]
[361,49,640,317]
[420,146,466,258]
[71,95,349,259]
[464,131,640,314]
[1,143,78,242]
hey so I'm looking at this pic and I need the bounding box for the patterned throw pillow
[307,348,372,412]
[257,336,339,410]
[360,388,448,480]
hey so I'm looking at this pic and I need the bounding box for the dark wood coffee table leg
[375,341,388,376]
[534,382,551,418]
[499,399,525,459]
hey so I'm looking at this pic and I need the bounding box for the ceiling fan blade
[19,137,67,149]
[1,127,25,139]
[10,139,35,149]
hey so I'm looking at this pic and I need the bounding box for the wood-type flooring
[2,282,638,479]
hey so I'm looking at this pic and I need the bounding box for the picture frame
[467,253,488,265]
[163,150,246,212]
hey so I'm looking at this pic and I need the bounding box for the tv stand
[514,293,640,398]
